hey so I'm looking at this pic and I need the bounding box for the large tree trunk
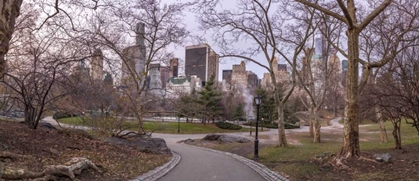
[308,120,314,137]
[313,108,321,143]
[0,0,23,79]
[340,29,360,158]
[277,104,288,147]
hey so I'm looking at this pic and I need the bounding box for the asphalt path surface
[42,116,343,181]
[158,143,265,181]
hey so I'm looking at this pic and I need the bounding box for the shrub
[215,121,242,130]
[53,112,74,120]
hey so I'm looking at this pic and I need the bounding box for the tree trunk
[308,108,314,137]
[392,121,402,149]
[308,120,314,137]
[313,108,321,143]
[0,0,23,79]
[340,29,360,158]
[277,104,288,147]
[379,119,388,143]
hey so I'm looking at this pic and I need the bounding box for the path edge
[185,144,289,181]
[131,151,181,181]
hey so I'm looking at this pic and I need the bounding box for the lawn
[257,122,419,180]
[57,116,255,134]
[189,120,419,181]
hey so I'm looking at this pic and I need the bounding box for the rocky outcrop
[202,134,250,144]
[105,137,171,155]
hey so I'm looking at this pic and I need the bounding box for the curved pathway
[42,116,345,181]
[159,143,265,181]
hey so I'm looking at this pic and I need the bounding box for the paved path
[42,116,344,181]
[159,143,265,181]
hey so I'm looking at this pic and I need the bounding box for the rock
[105,137,171,155]
[202,134,250,144]
[39,122,57,130]
[180,138,194,144]
[49,148,60,156]
[373,153,392,163]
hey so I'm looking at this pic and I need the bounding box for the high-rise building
[231,61,247,86]
[160,66,170,89]
[247,71,259,87]
[91,49,104,80]
[169,58,179,77]
[121,22,146,86]
[341,60,348,73]
[185,44,219,83]
[222,70,232,85]
[148,63,162,90]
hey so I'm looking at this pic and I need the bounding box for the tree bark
[392,121,402,149]
[308,120,314,137]
[313,107,321,143]
[0,0,23,79]
[277,104,288,147]
[340,29,360,158]
[379,119,388,143]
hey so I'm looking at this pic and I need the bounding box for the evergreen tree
[197,75,222,124]
[232,103,245,121]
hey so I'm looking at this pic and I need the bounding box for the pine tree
[197,75,222,124]
[232,103,245,121]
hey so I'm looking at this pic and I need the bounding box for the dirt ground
[0,120,170,181]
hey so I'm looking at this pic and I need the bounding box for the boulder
[202,134,250,144]
[39,122,57,130]
[373,153,392,163]
[105,137,171,155]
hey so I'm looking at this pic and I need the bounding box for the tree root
[0,151,32,160]
[0,157,101,180]
[358,156,380,163]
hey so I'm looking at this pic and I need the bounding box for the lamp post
[247,116,252,136]
[254,95,262,159]
[177,116,180,133]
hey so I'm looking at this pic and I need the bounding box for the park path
[158,143,265,181]
[42,116,344,181]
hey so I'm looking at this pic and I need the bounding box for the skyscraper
[185,44,219,83]
[121,22,146,86]
[222,70,232,85]
[169,58,179,77]
[91,48,103,80]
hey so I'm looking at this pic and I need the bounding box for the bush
[215,121,242,130]
[53,112,75,120]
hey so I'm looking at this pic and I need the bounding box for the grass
[258,122,419,180]
[57,116,256,134]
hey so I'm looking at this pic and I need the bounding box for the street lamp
[254,95,262,159]
[247,116,252,136]
[177,116,180,133]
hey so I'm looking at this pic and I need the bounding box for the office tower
[121,22,146,85]
[231,61,247,86]
[222,70,232,85]
[247,71,259,87]
[148,63,162,90]
[160,66,170,89]
[185,44,219,83]
[169,58,179,77]
[91,48,104,80]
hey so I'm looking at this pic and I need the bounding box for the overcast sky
[166,0,270,81]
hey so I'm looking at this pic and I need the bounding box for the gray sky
[167,0,270,81]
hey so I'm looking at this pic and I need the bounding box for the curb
[186,144,289,181]
[131,151,181,181]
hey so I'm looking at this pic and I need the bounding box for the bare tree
[3,8,89,129]
[295,0,418,159]
[195,0,316,147]
[85,0,191,134]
